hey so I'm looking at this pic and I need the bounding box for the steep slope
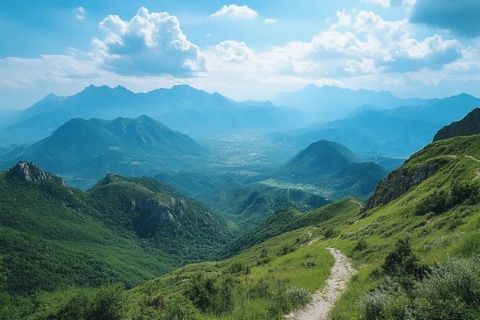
[0,162,229,295]
[277,93,480,158]
[433,107,480,141]
[278,140,388,199]
[88,174,229,261]
[0,115,206,188]
[0,84,302,144]
[125,133,480,320]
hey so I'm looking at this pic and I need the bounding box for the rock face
[7,161,66,186]
[434,108,480,142]
[365,159,447,209]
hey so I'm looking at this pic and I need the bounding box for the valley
[1,83,480,320]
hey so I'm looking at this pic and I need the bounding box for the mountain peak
[433,107,480,142]
[7,161,66,186]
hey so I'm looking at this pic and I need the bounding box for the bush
[34,285,124,320]
[383,239,425,278]
[302,258,317,268]
[185,274,234,314]
[354,238,368,251]
[161,294,199,320]
[363,256,480,320]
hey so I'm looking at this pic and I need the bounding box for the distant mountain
[277,140,387,199]
[433,108,480,142]
[0,162,228,294]
[0,84,303,144]
[0,115,206,188]
[273,84,425,121]
[275,93,480,158]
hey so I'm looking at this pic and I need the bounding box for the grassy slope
[125,135,480,320]
[323,135,480,319]
[121,199,361,319]
[0,174,173,294]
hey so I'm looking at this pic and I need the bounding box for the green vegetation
[123,226,334,320]
[0,164,229,298]
[3,133,480,319]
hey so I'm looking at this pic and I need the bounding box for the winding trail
[286,248,356,320]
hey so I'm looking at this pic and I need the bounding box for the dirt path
[285,248,356,320]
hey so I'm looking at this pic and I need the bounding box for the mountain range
[0,84,303,145]
[273,84,425,120]
[2,99,480,319]
[0,115,206,188]
[275,92,480,158]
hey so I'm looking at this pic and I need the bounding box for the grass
[124,226,334,320]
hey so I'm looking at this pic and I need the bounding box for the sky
[1,0,480,110]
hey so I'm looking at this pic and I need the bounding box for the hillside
[0,115,206,188]
[119,133,480,320]
[278,140,388,199]
[3,133,480,319]
[0,162,229,296]
[434,107,480,141]
[0,85,302,144]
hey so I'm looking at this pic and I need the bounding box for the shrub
[161,294,199,320]
[285,288,311,307]
[383,239,425,278]
[185,274,234,315]
[302,258,317,269]
[34,285,124,320]
[363,256,480,320]
[354,238,368,251]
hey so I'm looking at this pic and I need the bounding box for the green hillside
[278,140,388,199]
[123,134,480,320]
[0,115,207,188]
[3,135,480,320]
[0,162,229,297]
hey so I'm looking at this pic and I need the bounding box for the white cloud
[211,4,258,19]
[74,7,85,20]
[92,7,205,76]
[212,41,254,62]
[264,18,277,25]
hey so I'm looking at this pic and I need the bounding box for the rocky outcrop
[434,108,480,142]
[7,161,66,186]
[365,159,447,209]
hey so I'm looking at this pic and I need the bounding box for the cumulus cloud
[212,41,254,62]
[411,0,480,38]
[262,10,462,76]
[211,4,258,19]
[92,7,205,76]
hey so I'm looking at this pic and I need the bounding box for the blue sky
[1,0,480,109]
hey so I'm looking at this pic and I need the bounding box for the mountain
[0,162,229,296]
[276,93,480,158]
[4,125,480,319]
[273,84,425,121]
[277,140,388,199]
[0,115,206,188]
[155,171,330,231]
[0,84,303,144]
[116,130,480,320]
[433,107,480,141]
